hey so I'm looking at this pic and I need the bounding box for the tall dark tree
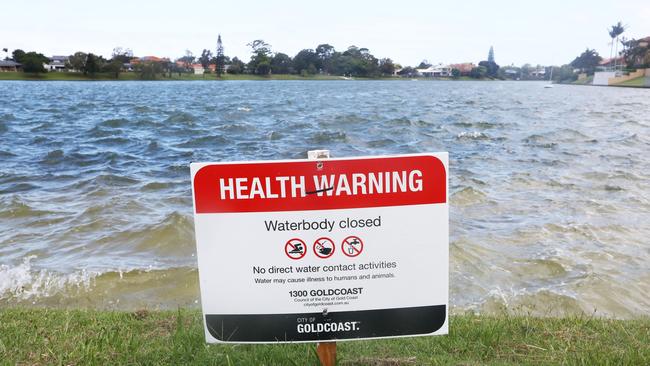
[11,49,26,63]
[247,40,272,75]
[607,21,626,69]
[215,34,225,78]
[2,48,8,60]
[199,49,213,70]
[478,60,499,78]
[271,53,292,74]
[315,43,335,73]
[379,58,395,76]
[293,49,319,75]
[488,46,495,63]
[20,52,49,73]
[570,48,602,75]
[83,53,102,76]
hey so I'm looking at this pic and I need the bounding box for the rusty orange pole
[316,342,337,366]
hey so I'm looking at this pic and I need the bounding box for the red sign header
[192,155,446,213]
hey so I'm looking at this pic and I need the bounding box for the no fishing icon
[313,237,335,259]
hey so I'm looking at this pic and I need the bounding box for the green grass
[615,76,648,87]
[571,76,593,85]
[0,308,648,365]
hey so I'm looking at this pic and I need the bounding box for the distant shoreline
[0,71,489,82]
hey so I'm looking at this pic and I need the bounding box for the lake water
[1,80,649,318]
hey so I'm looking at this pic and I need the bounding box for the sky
[2,0,649,67]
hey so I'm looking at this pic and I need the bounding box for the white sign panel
[191,153,448,343]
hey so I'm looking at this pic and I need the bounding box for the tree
[379,58,395,76]
[199,49,213,71]
[478,60,499,78]
[271,53,292,74]
[83,53,102,76]
[111,47,133,63]
[103,59,123,79]
[451,68,461,78]
[67,51,87,71]
[256,61,271,76]
[12,49,26,63]
[488,46,495,63]
[470,66,487,78]
[417,60,431,69]
[135,61,163,79]
[293,49,318,75]
[215,34,225,78]
[397,66,417,77]
[315,43,335,73]
[227,57,245,74]
[178,50,195,72]
[570,48,602,75]
[608,21,626,69]
[2,48,8,60]
[623,38,650,68]
[21,52,49,73]
[247,40,272,74]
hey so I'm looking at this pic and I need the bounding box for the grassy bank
[0,308,648,365]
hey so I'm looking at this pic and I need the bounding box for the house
[192,64,205,74]
[44,56,68,71]
[416,63,453,77]
[530,67,546,78]
[638,36,650,48]
[130,56,170,65]
[503,68,519,79]
[0,60,21,72]
[449,63,475,76]
[598,56,625,70]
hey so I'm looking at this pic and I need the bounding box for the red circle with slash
[313,237,336,259]
[285,238,307,260]
[341,236,364,257]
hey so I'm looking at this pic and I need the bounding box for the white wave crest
[0,256,99,301]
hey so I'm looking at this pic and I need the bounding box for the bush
[227,64,241,74]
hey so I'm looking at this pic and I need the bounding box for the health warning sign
[191,153,448,343]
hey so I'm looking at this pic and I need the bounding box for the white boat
[544,67,554,88]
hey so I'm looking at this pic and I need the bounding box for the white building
[44,56,68,71]
[416,63,453,77]
[193,64,205,75]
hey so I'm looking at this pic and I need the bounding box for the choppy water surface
[1,80,649,317]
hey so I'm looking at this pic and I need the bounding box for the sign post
[308,150,337,366]
[190,151,448,356]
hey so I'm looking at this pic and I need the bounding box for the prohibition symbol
[285,238,306,260]
[342,236,363,257]
[313,237,335,259]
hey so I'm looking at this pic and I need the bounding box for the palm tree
[608,22,626,70]
[2,48,8,61]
